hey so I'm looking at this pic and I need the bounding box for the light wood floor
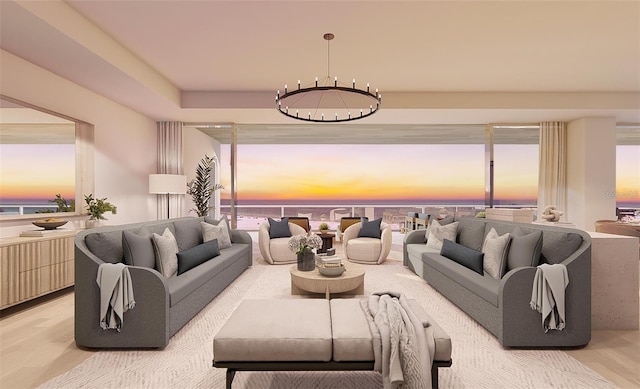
[1,282,639,388]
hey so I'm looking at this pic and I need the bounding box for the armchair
[258,221,307,264]
[343,220,392,264]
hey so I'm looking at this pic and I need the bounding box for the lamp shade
[149,174,187,194]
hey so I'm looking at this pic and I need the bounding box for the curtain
[157,121,184,219]
[538,121,567,220]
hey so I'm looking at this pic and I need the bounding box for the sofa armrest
[499,247,591,347]
[74,241,171,348]
[230,229,253,266]
[402,229,427,266]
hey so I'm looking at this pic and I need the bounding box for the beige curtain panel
[538,121,567,221]
[157,121,184,219]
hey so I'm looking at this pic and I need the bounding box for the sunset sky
[0,144,75,203]
[1,143,637,206]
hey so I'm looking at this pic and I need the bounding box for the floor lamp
[149,174,187,219]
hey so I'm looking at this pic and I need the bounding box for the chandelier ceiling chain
[275,33,382,123]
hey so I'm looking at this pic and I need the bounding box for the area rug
[40,255,614,389]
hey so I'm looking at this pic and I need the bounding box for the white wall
[183,127,221,218]
[566,117,617,230]
[0,50,157,237]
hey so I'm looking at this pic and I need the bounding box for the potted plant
[84,194,117,228]
[187,155,224,217]
[318,222,330,234]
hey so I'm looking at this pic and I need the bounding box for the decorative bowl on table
[317,263,345,277]
[32,218,68,230]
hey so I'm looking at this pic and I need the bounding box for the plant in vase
[288,233,322,271]
[187,154,224,217]
[84,194,117,228]
[318,222,330,234]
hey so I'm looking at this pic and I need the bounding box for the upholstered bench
[213,299,452,388]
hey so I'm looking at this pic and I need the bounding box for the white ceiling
[1,0,639,143]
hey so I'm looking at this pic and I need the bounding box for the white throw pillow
[426,220,459,250]
[151,228,179,278]
[201,221,232,249]
[482,228,511,279]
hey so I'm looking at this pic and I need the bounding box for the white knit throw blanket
[530,263,569,332]
[360,292,434,389]
[96,263,136,332]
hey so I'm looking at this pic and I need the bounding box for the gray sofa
[403,217,591,348]
[75,216,252,349]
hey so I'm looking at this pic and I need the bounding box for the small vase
[85,219,103,229]
[297,246,316,271]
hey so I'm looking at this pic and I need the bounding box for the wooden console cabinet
[0,231,76,309]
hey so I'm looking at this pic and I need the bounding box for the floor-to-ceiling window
[615,126,640,214]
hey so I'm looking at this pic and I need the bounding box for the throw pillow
[426,220,459,250]
[151,228,179,278]
[507,227,543,271]
[204,215,234,243]
[84,231,123,264]
[482,227,511,279]
[440,239,484,275]
[173,218,204,251]
[424,216,454,241]
[122,229,155,269]
[177,239,220,275]
[358,217,382,238]
[268,217,291,239]
[201,221,232,249]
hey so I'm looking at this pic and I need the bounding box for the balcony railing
[220,203,538,231]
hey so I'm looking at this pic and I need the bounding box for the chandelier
[275,33,382,123]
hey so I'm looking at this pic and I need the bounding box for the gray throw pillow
[440,239,484,275]
[173,218,204,251]
[85,231,123,264]
[201,221,232,249]
[177,239,220,275]
[358,217,382,238]
[122,229,155,269]
[540,232,583,264]
[482,227,511,279]
[507,227,543,271]
[151,228,179,278]
[268,217,291,239]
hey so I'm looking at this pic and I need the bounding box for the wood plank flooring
[1,282,638,388]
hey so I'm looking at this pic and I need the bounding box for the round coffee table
[290,261,365,299]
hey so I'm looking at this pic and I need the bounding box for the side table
[317,233,335,254]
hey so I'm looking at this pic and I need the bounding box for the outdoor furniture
[336,216,366,241]
[288,216,311,232]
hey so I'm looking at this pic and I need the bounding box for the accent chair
[343,219,392,264]
[259,220,307,264]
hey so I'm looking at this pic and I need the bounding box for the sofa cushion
[540,231,583,264]
[268,217,291,239]
[426,220,459,250]
[347,237,382,263]
[177,239,220,275]
[482,228,511,279]
[358,217,382,238]
[423,253,500,307]
[440,239,484,275]
[456,217,488,251]
[330,299,374,362]
[213,299,332,362]
[173,218,204,251]
[85,231,123,264]
[507,227,543,271]
[122,228,155,268]
[168,243,249,306]
[202,221,232,249]
[152,228,179,278]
